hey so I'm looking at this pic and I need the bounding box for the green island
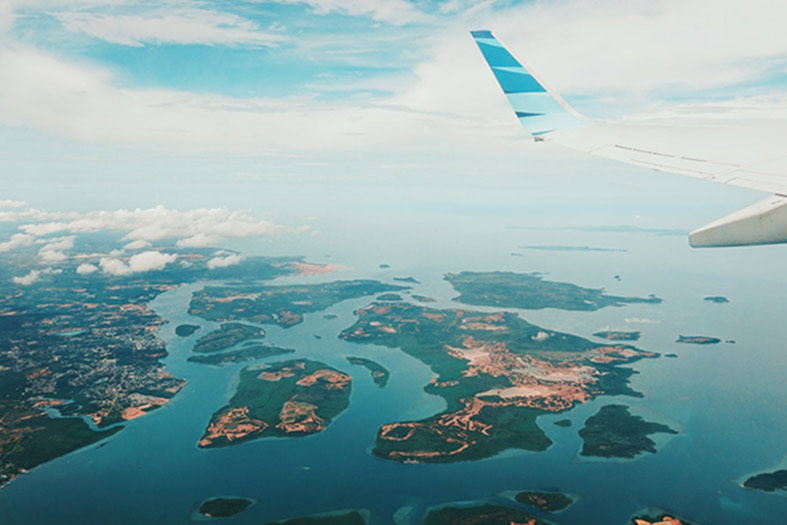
[631,511,697,525]
[676,335,721,345]
[198,359,352,448]
[593,330,641,341]
[175,324,201,337]
[198,497,254,518]
[340,298,656,463]
[187,344,294,366]
[704,296,729,304]
[423,503,548,525]
[445,271,661,311]
[377,293,403,302]
[553,419,572,427]
[412,295,436,303]
[192,323,265,353]
[267,511,367,525]
[0,239,326,487]
[346,356,390,387]
[742,469,787,492]
[579,405,677,458]
[189,280,407,328]
[514,490,574,512]
[393,276,420,284]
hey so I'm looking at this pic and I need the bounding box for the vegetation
[676,335,721,345]
[198,497,253,518]
[267,511,366,525]
[579,405,677,458]
[346,357,390,387]
[742,469,787,492]
[593,330,641,341]
[445,271,661,311]
[514,491,574,512]
[175,324,201,337]
[423,503,547,525]
[187,344,294,366]
[192,323,265,353]
[393,276,420,283]
[376,293,403,301]
[704,296,729,304]
[553,419,572,427]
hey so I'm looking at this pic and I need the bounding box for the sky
[1,0,787,254]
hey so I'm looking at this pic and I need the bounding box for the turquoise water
[1,171,786,524]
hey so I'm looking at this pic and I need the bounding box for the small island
[553,419,572,427]
[346,357,390,387]
[193,323,265,353]
[445,271,661,311]
[267,511,367,525]
[704,296,729,304]
[411,295,436,303]
[742,469,787,492]
[376,293,403,302]
[593,330,641,341]
[676,335,721,345]
[198,497,254,518]
[188,344,294,366]
[175,324,201,337]
[423,503,547,525]
[579,405,677,458]
[393,276,420,284]
[198,359,351,448]
[515,490,574,512]
[631,512,696,525]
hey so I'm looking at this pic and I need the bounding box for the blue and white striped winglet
[471,30,588,139]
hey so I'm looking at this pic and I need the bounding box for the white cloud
[12,267,62,286]
[99,250,177,276]
[0,199,27,208]
[266,0,427,25]
[76,263,98,274]
[123,239,151,251]
[0,233,34,252]
[52,9,286,47]
[207,252,243,269]
[38,235,74,262]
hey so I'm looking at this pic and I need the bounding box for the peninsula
[579,405,677,458]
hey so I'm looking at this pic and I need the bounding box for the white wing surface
[471,29,787,247]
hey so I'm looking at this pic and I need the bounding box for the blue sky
[1,0,787,197]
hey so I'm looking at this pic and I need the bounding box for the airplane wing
[471,29,787,248]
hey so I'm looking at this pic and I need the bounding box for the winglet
[471,30,587,139]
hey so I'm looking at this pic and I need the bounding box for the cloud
[207,252,243,269]
[10,206,283,246]
[76,263,98,275]
[99,250,177,276]
[0,200,27,208]
[38,236,75,262]
[0,233,34,252]
[12,267,62,286]
[52,9,287,47]
[267,0,427,25]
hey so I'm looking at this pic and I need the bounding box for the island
[412,295,436,303]
[198,359,351,448]
[340,300,656,463]
[445,271,661,311]
[742,469,787,492]
[631,512,697,525]
[377,293,403,302]
[198,497,254,518]
[189,280,407,328]
[514,491,574,512]
[579,405,677,458]
[267,511,367,525]
[553,419,572,427]
[175,324,201,337]
[423,503,547,525]
[393,276,420,284]
[676,335,721,345]
[192,323,266,353]
[593,330,641,341]
[187,344,294,366]
[704,296,729,304]
[346,357,390,387]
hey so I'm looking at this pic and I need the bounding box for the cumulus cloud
[38,236,75,262]
[12,267,62,286]
[99,250,177,276]
[76,263,98,275]
[207,252,243,269]
[0,200,27,208]
[123,239,151,251]
[0,233,34,252]
[52,9,286,47]
[267,0,427,25]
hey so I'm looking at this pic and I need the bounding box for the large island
[579,405,677,458]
